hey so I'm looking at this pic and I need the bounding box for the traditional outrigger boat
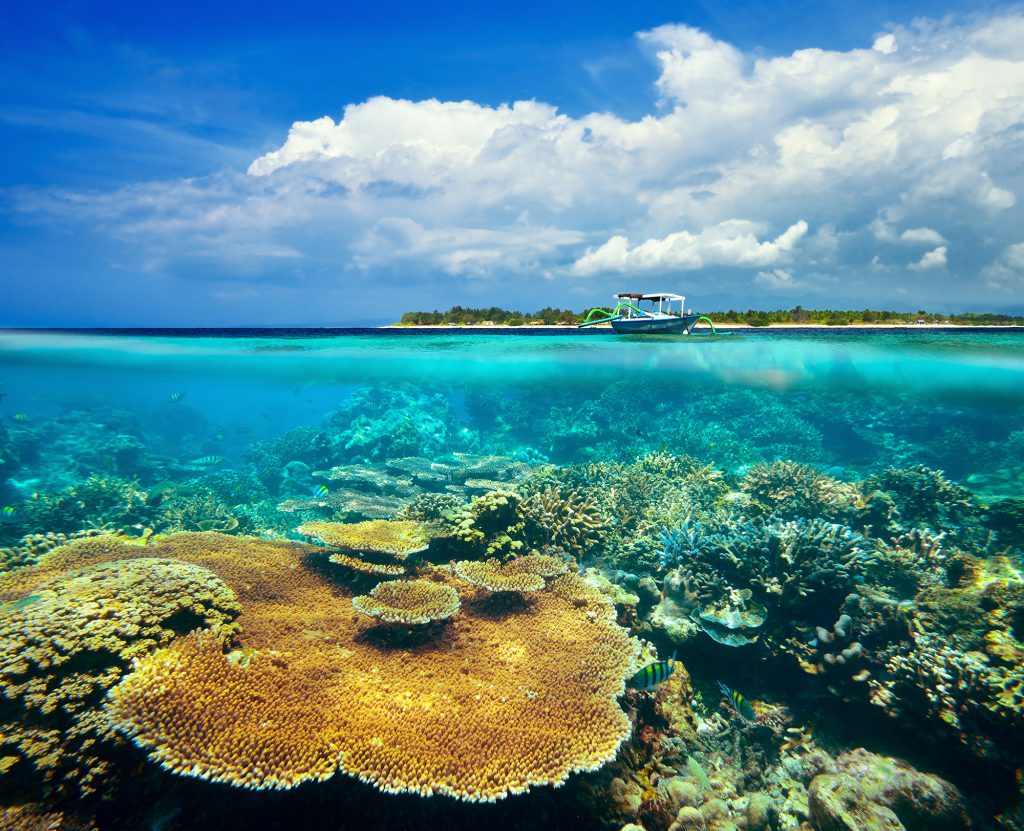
[578,292,717,334]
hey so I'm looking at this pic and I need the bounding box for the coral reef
[352,578,461,625]
[738,461,855,521]
[19,476,151,536]
[454,553,569,593]
[658,516,874,649]
[97,535,638,800]
[0,553,240,797]
[297,519,429,558]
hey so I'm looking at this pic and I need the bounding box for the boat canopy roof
[616,292,685,302]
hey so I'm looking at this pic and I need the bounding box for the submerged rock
[669,806,707,831]
[809,774,905,831]
[745,792,776,831]
[833,749,970,831]
[808,749,971,831]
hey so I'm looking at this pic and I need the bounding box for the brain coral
[0,553,240,796]
[298,519,429,557]
[352,579,460,625]
[454,553,569,593]
[97,534,636,800]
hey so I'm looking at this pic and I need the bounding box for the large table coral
[8,532,638,801]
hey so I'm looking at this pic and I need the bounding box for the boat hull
[610,314,702,334]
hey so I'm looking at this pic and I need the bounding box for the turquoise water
[1,327,1023,829]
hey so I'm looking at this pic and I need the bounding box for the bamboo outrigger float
[579,293,717,334]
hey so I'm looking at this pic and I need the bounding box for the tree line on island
[398,305,1024,326]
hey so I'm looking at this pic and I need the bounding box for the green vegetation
[398,305,1024,326]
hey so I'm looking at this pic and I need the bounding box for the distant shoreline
[388,322,1024,330]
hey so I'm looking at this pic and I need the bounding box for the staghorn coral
[297,519,429,558]
[352,578,460,625]
[454,553,569,594]
[0,555,240,797]
[97,535,637,801]
[20,476,152,536]
[866,464,980,544]
[156,491,240,533]
[738,460,855,521]
[520,485,608,558]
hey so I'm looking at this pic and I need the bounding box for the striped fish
[169,391,186,403]
[311,484,329,497]
[189,455,226,467]
[718,681,757,721]
[12,414,29,422]
[628,652,677,691]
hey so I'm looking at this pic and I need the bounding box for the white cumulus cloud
[571,220,808,276]
[909,245,948,271]
[11,11,1024,313]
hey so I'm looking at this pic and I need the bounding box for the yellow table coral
[297,520,429,558]
[454,553,569,593]
[352,578,460,625]
[14,533,638,801]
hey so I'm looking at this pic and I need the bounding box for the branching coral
[738,461,854,521]
[441,490,529,559]
[866,464,980,543]
[520,485,608,557]
[352,579,460,625]
[659,516,875,647]
[21,476,152,536]
[156,491,240,533]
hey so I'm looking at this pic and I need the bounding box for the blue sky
[2,0,1023,325]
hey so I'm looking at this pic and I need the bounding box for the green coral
[21,476,151,535]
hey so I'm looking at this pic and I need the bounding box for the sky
[2,0,1024,326]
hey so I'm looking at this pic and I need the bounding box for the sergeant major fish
[628,652,677,691]
[718,681,757,721]
[189,455,226,467]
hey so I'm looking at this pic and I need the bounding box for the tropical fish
[12,414,29,422]
[718,681,756,721]
[189,455,226,467]
[687,756,712,791]
[311,484,329,497]
[169,392,186,403]
[628,652,677,691]
[0,506,16,522]
[212,428,225,442]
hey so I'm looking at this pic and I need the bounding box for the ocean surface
[1,327,1022,830]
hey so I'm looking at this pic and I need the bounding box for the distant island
[396,305,1024,327]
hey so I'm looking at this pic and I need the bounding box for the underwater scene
[1,327,1024,831]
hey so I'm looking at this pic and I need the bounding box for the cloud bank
[12,12,1024,315]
